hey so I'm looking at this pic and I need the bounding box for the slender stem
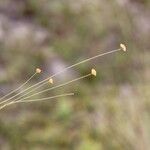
[0,48,121,105]
[23,48,121,92]
[14,93,74,103]
[0,93,74,110]
[10,80,48,104]
[0,72,37,104]
[8,73,92,105]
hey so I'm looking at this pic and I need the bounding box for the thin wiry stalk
[0,48,121,106]
[13,93,74,103]
[0,69,42,106]
[6,73,92,106]
[0,72,37,103]
[0,93,74,110]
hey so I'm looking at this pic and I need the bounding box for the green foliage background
[0,0,150,149]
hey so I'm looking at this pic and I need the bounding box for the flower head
[120,43,127,52]
[49,78,54,84]
[91,69,97,76]
[36,68,42,74]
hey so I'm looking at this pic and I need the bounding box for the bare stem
[0,93,74,110]
[8,73,92,105]
[0,72,37,104]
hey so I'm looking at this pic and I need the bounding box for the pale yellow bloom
[36,68,42,74]
[91,69,97,76]
[120,43,127,52]
[49,78,54,84]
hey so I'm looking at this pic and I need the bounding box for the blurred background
[0,0,150,150]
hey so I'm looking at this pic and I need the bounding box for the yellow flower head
[49,78,54,84]
[91,69,97,76]
[36,68,42,74]
[120,43,127,52]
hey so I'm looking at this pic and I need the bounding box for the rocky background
[0,0,150,150]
